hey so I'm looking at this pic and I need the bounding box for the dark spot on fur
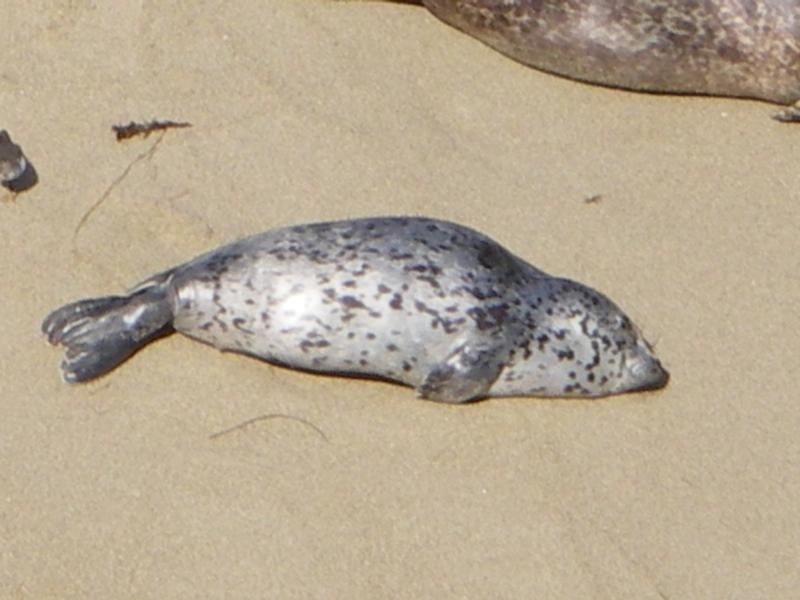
[583,340,601,370]
[417,275,441,289]
[476,241,503,269]
[467,304,507,331]
[340,295,366,310]
[300,339,332,352]
[232,318,253,334]
[487,303,508,324]
[557,349,575,361]
[389,248,414,261]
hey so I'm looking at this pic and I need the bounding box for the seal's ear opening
[2,159,38,193]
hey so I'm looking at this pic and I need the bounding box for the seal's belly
[170,256,479,386]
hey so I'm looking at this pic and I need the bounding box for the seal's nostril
[638,362,670,392]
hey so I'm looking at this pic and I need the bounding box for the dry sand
[1,1,798,598]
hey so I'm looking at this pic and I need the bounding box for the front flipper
[418,342,505,404]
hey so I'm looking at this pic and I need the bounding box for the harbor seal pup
[42,217,668,402]
[375,0,800,109]
[0,130,27,186]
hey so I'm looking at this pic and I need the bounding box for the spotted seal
[0,130,27,186]
[381,1,800,109]
[42,217,668,402]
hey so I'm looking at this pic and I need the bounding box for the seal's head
[0,130,26,184]
[616,332,669,394]
[526,279,669,397]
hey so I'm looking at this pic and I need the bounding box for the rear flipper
[42,286,174,383]
[418,342,505,403]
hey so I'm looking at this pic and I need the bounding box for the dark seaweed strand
[112,120,192,141]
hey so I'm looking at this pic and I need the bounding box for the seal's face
[521,279,668,397]
[602,315,669,395]
[616,331,669,394]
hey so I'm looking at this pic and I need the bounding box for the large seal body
[420,0,800,104]
[43,217,668,402]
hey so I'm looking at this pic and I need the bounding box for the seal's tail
[42,284,174,383]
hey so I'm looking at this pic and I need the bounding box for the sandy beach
[2,2,798,597]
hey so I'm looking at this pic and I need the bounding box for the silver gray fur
[42,217,668,402]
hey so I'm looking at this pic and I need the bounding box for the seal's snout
[635,359,670,392]
[626,351,669,393]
